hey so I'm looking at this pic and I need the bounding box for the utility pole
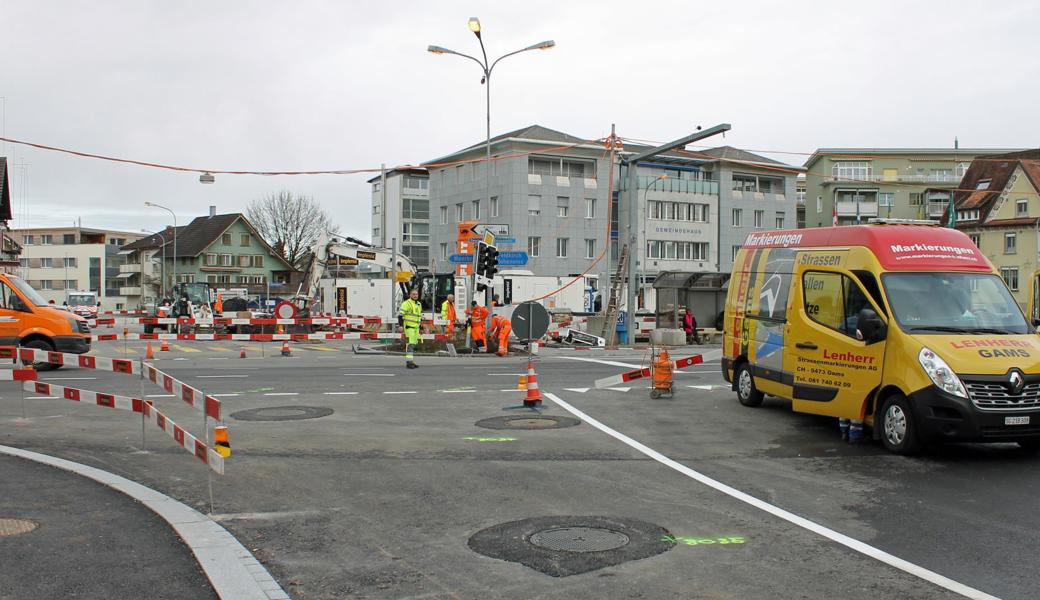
[623,125,731,333]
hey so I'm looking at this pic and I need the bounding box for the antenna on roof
[954,136,959,150]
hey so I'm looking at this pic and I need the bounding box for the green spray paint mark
[661,535,746,546]
[463,436,517,442]
[444,387,477,392]
[238,387,275,393]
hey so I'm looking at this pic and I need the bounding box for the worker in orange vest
[468,301,489,351]
[491,313,512,357]
[214,293,223,315]
[440,294,457,335]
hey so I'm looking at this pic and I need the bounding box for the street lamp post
[641,174,668,308]
[144,202,177,297]
[428,19,554,343]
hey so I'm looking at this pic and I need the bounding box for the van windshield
[8,277,50,307]
[883,272,1028,334]
[67,294,95,306]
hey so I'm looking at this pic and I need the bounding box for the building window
[221,254,233,266]
[404,176,428,191]
[528,156,593,178]
[585,239,595,259]
[40,280,53,290]
[1017,199,1029,217]
[372,227,380,240]
[22,235,33,245]
[879,192,894,207]
[239,234,250,246]
[440,243,448,260]
[528,195,541,216]
[1005,232,1017,254]
[832,161,872,181]
[18,258,28,268]
[957,162,970,177]
[732,174,758,192]
[373,203,381,215]
[472,200,481,220]
[63,234,76,244]
[528,236,540,258]
[975,179,991,190]
[1002,267,1019,291]
[732,208,742,227]
[403,198,430,220]
[556,238,569,258]
[585,198,596,219]
[222,233,232,245]
[557,197,569,218]
[440,206,448,225]
[754,210,764,228]
[816,196,822,213]
[40,258,53,268]
[490,196,499,218]
[40,234,52,245]
[732,245,741,261]
[455,203,464,222]
[909,193,923,206]
[692,204,709,223]
[969,234,981,248]
[65,280,77,289]
[403,222,430,243]
[775,212,785,229]
[456,165,464,183]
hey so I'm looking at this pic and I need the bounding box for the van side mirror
[1033,318,1040,327]
[856,308,886,344]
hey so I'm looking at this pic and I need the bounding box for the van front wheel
[21,339,60,371]
[735,363,763,407]
[880,394,922,455]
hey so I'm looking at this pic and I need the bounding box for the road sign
[449,254,474,264]
[482,231,496,246]
[274,301,297,320]
[512,301,550,341]
[495,237,517,244]
[497,251,529,266]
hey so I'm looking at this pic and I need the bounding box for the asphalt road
[1,339,1038,599]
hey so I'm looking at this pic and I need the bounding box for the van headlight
[919,347,967,398]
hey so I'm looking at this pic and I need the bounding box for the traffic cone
[281,341,291,357]
[524,361,542,407]
[239,346,247,359]
[145,342,155,360]
[160,339,170,352]
[517,374,528,391]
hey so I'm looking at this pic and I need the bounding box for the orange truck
[0,273,91,368]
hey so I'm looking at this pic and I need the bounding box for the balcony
[402,185,429,198]
[927,202,949,218]
[119,286,142,296]
[836,201,878,217]
[119,262,143,274]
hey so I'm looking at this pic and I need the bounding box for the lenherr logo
[1009,370,1025,395]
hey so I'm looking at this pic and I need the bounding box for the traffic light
[484,245,499,279]
[475,242,488,292]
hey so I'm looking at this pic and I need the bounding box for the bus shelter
[652,271,730,330]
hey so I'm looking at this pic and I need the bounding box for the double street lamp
[144,202,177,295]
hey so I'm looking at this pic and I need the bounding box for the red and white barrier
[593,354,704,388]
[17,348,140,375]
[25,381,144,413]
[92,332,449,342]
[143,364,221,421]
[143,401,224,474]
[88,315,450,328]
[0,368,39,381]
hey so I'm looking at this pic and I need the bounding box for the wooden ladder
[600,244,629,343]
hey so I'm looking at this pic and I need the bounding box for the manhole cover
[475,415,581,430]
[468,516,674,577]
[0,518,38,537]
[230,406,334,421]
[529,527,630,552]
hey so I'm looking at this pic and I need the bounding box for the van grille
[965,381,1040,410]
[77,321,90,334]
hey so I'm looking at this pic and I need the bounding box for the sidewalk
[0,453,216,600]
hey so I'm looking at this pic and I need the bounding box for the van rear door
[789,267,886,419]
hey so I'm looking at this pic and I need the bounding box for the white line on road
[263,392,298,396]
[486,373,523,376]
[196,375,249,378]
[26,396,58,399]
[383,391,416,395]
[564,388,590,393]
[439,389,476,393]
[343,373,395,377]
[212,393,240,397]
[323,392,359,395]
[145,394,175,398]
[543,391,999,600]
[45,377,97,381]
[498,389,524,393]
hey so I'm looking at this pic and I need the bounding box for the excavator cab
[412,273,459,311]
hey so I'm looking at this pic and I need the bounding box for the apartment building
[804,147,1022,227]
[425,125,799,304]
[368,168,430,267]
[11,226,144,309]
[0,158,18,273]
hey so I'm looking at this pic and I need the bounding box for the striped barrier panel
[142,364,222,421]
[593,354,704,388]
[143,401,224,475]
[0,369,39,381]
[17,348,139,375]
[0,346,17,360]
[88,316,449,328]
[91,332,449,342]
[25,381,144,413]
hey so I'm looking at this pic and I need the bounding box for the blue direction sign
[495,237,517,244]
[449,254,474,264]
[497,251,529,266]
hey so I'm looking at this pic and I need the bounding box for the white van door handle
[796,342,818,350]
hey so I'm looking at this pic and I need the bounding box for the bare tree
[247,191,339,268]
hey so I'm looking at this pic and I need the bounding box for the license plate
[1005,416,1031,426]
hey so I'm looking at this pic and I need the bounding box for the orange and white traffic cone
[160,339,170,352]
[281,340,291,357]
[239,346,247,359]
[524,361,542,408]
[145,342,155,360]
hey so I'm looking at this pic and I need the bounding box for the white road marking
[211,510,321,522]
[383,391,416,395]
[323,392,359,395]
[343,373,395,377]
[543,391,1000,600]
[688,385,715,391]
[564,388,590,393]
[487,373,523,376]
[146,394,175,398]
[212,393,240,397]
[439,389,476,393]
[27,396,58,399]
[263,392,298,396]
[498,389,524,392]
[207,357,229,361]
[196,375,249,378]
[560,356,641,369]
[607,387,631,392]
[45,377,96,381]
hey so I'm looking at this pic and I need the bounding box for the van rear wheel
[880,394,922,455]
[21,339,61,371]
[735,363,763,407]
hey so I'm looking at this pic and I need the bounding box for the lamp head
[468,17,481,36]
[199,172,215,184]
[427,45,448,54]
[529,40,555,51]
[144,201,152,207]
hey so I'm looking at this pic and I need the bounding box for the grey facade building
[426,125,799,303]
[368,168,430,267]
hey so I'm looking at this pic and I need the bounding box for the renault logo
[1008,370,1025,395]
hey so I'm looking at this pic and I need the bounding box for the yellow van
[0,273,91,368]
[723,222,1039,454]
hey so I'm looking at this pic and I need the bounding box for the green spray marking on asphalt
[661,535,746,546]
[444,387,477,392]
[237,387,276,393]
[463,436,517,442]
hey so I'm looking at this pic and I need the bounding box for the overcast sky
[2,1,1038,238]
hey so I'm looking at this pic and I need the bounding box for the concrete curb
[0,445,289,600]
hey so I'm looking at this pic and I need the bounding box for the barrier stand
[123,326,128,357]
[139,356,147,451]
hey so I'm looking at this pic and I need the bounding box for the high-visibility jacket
[470,305,489,339]
[399,299,423,331]
[214,294,223,313]
[441,300,456,323]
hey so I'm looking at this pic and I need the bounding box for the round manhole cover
[230,406,334,421]
[475,415,581,430]
[529,527,630,553]
[0,518,39,537]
